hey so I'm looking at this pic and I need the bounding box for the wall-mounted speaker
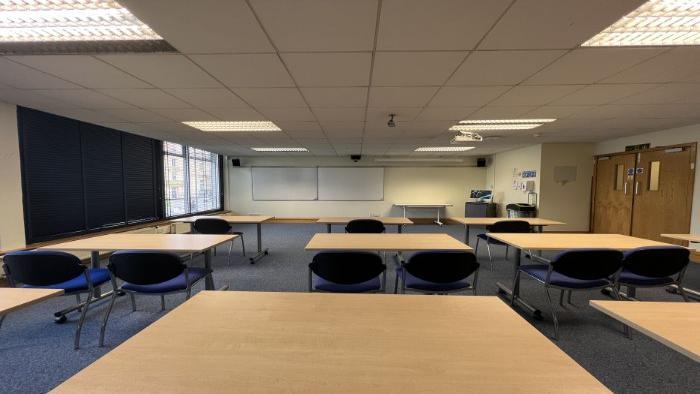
[232,158,241,167]
[476,158,486,167]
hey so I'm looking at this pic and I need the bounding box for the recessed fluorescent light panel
[183,121,281,132]
[415,146,475,152]
[0,0,162,42]
[459,119,556,124]
[582,0,700,47]
[450,124,541,131]
[251,147,308,152]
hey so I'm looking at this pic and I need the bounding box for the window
[163,142,221,217]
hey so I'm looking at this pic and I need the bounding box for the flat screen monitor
[470,190,492,200]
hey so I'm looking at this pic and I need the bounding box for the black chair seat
[519,265,609,289]
[312,275,381,292]
[398,267,471,292]
[121,267,210,294]
[22,268,110,293]
[618,270,674,286]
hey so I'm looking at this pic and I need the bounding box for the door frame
[590,142,697,233]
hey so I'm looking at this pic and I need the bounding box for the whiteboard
[318,167,384,201]
[252,167,317,201]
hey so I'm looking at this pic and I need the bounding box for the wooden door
[631,145,696,243]
[592,154,636,235]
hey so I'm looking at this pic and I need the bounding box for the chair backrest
[622,246,689,278]
[108,251,185,285]
[193,218,232,234]
[310,251,385,284]
[550,249,623,280]
[3,250,85,287]
[345,219,386,233]
[487,220,531,233]
[405,251,479,283]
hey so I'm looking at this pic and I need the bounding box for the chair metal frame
[616,249,690,302]
[193,218,246,264]
[474,220,531,270]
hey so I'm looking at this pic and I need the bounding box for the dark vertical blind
[18,107,163,243]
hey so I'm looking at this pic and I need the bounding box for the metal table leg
[204,248,215,290]
[496,248,543,320]
[327,223,332,233]
[90,251,101,297]
[465,224,470,245]
[398,224,403,233]
[249,223,269,264]
[435,207,444,226]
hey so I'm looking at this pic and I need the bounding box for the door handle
[623,182,628,195]
[635,181,639,195]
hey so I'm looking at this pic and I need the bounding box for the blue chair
[345,219,385,233]
[396,251,479,295]
[2,250,111,349]
[617,246,690,301]
[512,249,624,339]
[308,251,386,293]
[474,220,531,269]
[193,218,245,263]
[99,251,211,346]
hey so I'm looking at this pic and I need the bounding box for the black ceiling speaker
[232,158,241,167]
[351,154,362,162]
[476,158,486,167]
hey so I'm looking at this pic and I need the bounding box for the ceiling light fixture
[582,0,700,47]
[451,132,483,143]
[0,0,162,42]
[183,121,281,132]
[251,147,308,152]
[415,146,475,152]
[450,124,541,131]
[459,119,556,124]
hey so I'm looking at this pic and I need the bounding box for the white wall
[227,157,487,218]
[487,144,542,216]
[0,101,26,251]
[595,123,700,233]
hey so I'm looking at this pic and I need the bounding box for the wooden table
[590,301,700,363]
[448,217,565,244]
[305,233,471,252]
[660,234,700,299]
[661,233,700,247]
[393,203,453,225]
[0,288,63,329]
[317,217,413,233]
[53,291,608,393]
[484,233,673,318]
[173,215,273,264]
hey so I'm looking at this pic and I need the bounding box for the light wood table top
[486,233,672,251]
[41,233,235,252]
[54,291,608,393]
[449,217,565,226]
[305,233,471,251]
[590,301,700,363]
[0,288,64,316]
[316,216,413,225]
[661,234,700,243]
[172,215,273,224]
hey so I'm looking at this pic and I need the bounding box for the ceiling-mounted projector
[451,131,483,144]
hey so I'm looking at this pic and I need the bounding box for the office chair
[617,246,690,301]
[2,250,111,349]
[512,249,624,339]
[474,220,531,269]
[193,218,245,263]
[308,251,386,293]
[345,219,386,233]
[396,251,479,295]
[99,250,211,347]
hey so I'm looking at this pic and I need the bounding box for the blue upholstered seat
[23,268,110,293]
[618,270,674,286]
[311,274,381,293]
[396,266,471,292]
[519,265,609,289]
[121,267,209,294]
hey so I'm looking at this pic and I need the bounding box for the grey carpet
[1,223,698,393]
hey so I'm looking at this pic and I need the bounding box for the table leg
[465,225,470,245]
[496,248,543,320]
[327,223,332,233]
[398,224,403,233]
[403,206,406,217]
[204,248,215,290]
[249,223,269,264]
[435,208,443,226]
[90,251,101,297]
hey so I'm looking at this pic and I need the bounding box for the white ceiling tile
[164,88,249,108]
[101,108,170,122]
[378,0,511,50]
[429,86,510,107]
[9,55,150,88]
[250,0,377,51]
[0,58,80,89]
[98,89,191,109]
[33,89,134,109]
[613,84,700,105]
[50,108,126,124]
[0,88,76,109]
[446,50,565,86]
[603,47,700,83]
[551,84,657,105]
[479,0,644,49]
[415,107,477,121]
[365,107,422,123]
[368,87,438,107]
[319,121,365,134]
[467,106,539,119]
[150,108,220,122]
[257,107,315,121]
[191,54,294,87]
[281,53,371,87]
[525,48,664,85]
[118,0,273,53]
[301,87,367,107]
[372,52,466,86]
[524,105,597,119]
[234,88,307,107]
[274,121,322,132]
[489,85,583,106]
[97,54,221,89]
[312,107,365,122]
